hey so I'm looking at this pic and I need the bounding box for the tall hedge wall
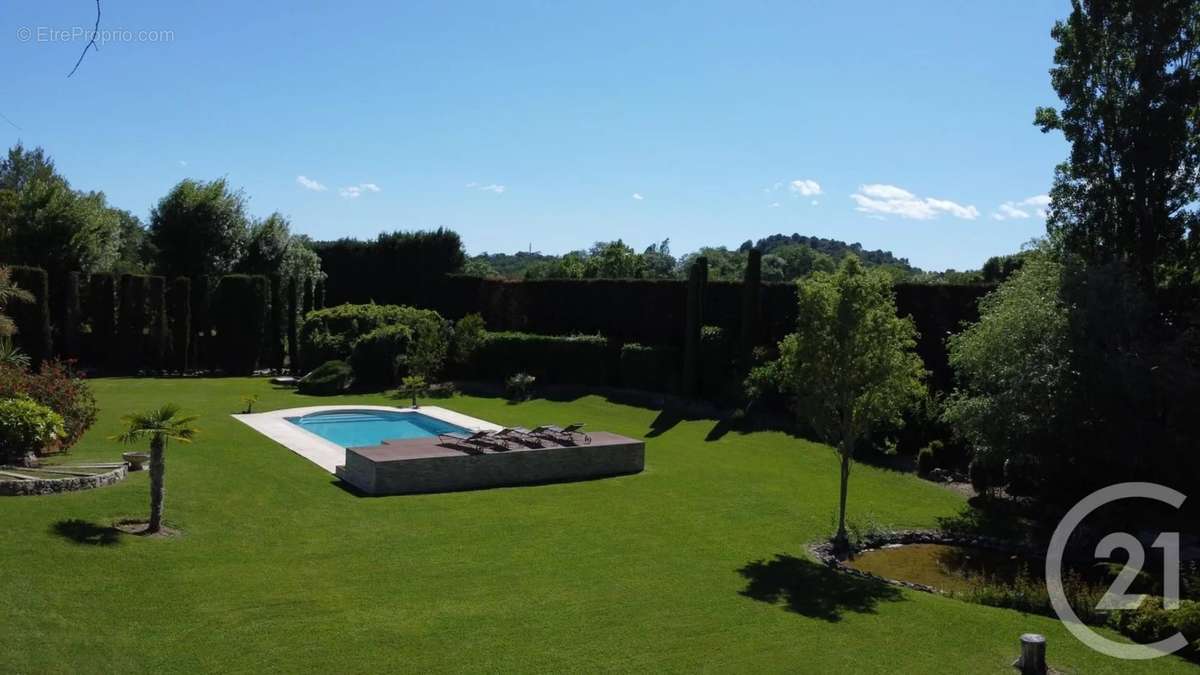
[213,274,269,375]
[170,277,191,372]
[7,266,51,367]
[464,332,610,385]
[85,273,116,367]
[431,275,994,390]
[313,229,465,307]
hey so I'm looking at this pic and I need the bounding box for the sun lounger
[438,429,495,450]
[530,423,591,445]
[494,427,545,447]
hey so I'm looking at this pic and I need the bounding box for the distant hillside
[741,233,920,273]
[469,251,561,277]
[465,233,932,281]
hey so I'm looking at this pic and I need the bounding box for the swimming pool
[286,409,468,448]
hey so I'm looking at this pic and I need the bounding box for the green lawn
[1,377,1193,673]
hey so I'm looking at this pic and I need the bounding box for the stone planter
[123,452,150,471]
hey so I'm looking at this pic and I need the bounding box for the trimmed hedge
[297,359,353,395]
[314,229,465,307]
[170,277,191,372]
[147,276,168,370]
[287,277,300,373]
[191,275,214,371]
[299,303,444,370]
[212,274,269,375]
[350,324,413,387]
[619,343,680,393]
[117,274,147,372]
[8,266,51,367]
[269,275,284,371]
[85,272,116,368]
[465,332,608,385]
[431,275,994,391]
[60,272,81,360]
[699,325,734,401]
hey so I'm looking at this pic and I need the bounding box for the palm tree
[0,266,35,338]
[112,404,199,534]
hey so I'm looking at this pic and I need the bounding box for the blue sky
[3,1,1070,271]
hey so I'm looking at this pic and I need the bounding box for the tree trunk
[834,443,852,551]
[148,436,165,533]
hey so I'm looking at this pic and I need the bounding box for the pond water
[844,543,1038,593]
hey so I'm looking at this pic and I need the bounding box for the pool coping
[232,405,502,473]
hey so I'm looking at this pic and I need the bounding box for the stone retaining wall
[0,465,127,496]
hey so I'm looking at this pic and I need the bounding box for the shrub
[299,303,445,370]
[506,372,535,401]
[619,343,680,393]
[0,396,65,463]
[349,324,413,387]
[954,568,1107,626]
[213,274,269,375]
[450,313,486,365]
[917,447,935,476]
[969,452,1004,494]
[1108,598,1200,653]
[0,359,97,449]
[465,332,608,385]
[297,360,353,396]
[1003,454,1042,497]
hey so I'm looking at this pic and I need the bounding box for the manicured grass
[1,377,1192,673]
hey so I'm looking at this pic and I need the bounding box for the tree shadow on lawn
[737,554,904,622]
[50,519,122,546]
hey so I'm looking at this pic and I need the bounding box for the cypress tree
[62,271,82,360]
[287,277,301,374]
[148,276,168,371]
[86,273,116,370]
[682,257,707,396]
[8,266,51,368]
[118,275,147,372]
[739,248,762,368]
[269,274,285,372]
[170,277,191,372]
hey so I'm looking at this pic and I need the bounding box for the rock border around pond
[0,464,128,497]
[809,530,1043,595]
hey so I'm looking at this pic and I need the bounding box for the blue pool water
[286,410,468,448]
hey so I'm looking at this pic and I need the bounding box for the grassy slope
[0,377,1193,673]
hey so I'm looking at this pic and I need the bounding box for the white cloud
[478,184,505,194]
[297,175,327,192]
[338,182,381,199]
[811,200,819,206]
[178,160,188,167]
[850,183,979,220]
[632,192,644,200]
[768,201,781,208]
[991,194,1051,221]
[789,179,822,196]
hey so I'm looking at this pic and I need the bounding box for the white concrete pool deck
[233,405,502,473]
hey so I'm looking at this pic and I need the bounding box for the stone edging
[0,465,128,496]
[808,529,1042,595]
